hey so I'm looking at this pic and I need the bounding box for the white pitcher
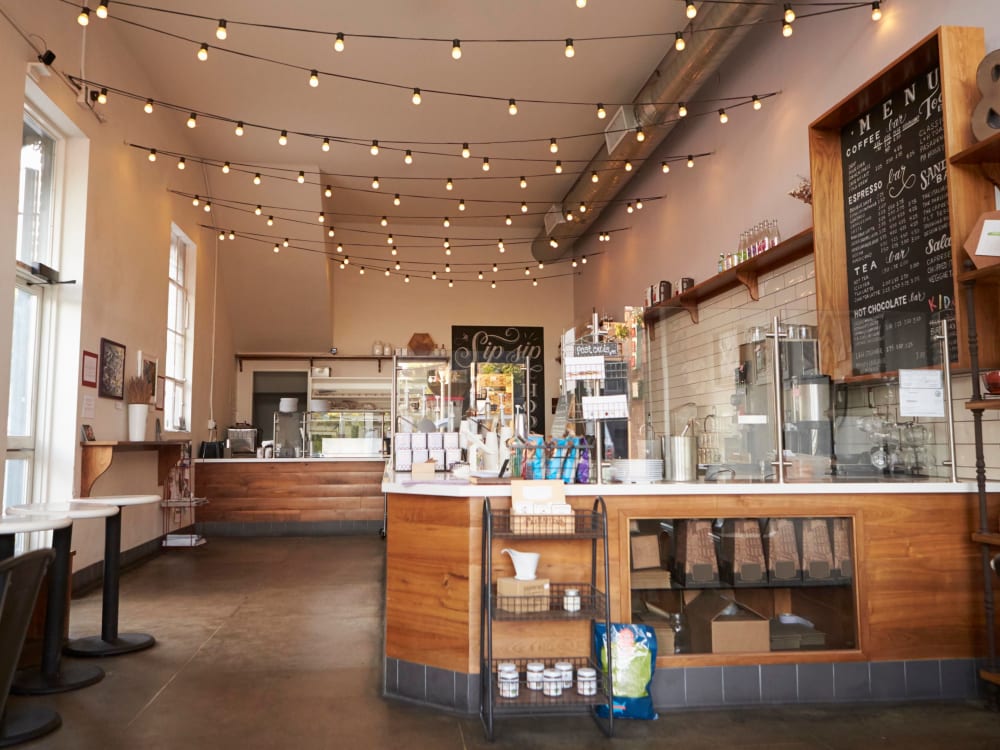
[502,548,540,580]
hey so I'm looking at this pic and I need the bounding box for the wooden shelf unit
[79,440,188,497]
[643,228,814,328]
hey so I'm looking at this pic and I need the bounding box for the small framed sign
[81,350,98,388]
[98,338,126,400]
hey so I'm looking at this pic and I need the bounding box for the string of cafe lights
[71,0,882,76]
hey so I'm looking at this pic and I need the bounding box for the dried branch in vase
[788,176,813,205]
[125,375,152,404]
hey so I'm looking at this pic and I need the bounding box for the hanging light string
[69,0,875,66]
[96,77,771,156]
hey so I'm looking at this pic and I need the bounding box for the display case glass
[392,356,460,435]
[306,410,388,457]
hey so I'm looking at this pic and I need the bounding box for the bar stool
[6,502,116,694]
[63,495,161,658]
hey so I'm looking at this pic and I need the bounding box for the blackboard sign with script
[451,326,545,433]
[840,64,957,375]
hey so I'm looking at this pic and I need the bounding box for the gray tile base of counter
[383,657,982,714]
[196,520,382,537]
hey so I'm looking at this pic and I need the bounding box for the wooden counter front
[384,489,998,675]
[195,459,385,524]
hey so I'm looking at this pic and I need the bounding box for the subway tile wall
[645,257,997,479]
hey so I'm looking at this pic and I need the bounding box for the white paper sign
[898,369,945,418]
[81,394,96,419]
[975,219,1000,258]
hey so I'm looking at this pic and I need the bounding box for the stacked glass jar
[718,219,782,272]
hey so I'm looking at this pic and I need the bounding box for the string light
[334,33,345,52]
[458,198,466,211]
[148,148,157,162]
[143,99,154,114]
[278,130,288,146]
[451,39,462,60]
[871,1,882,21]
[520,202,528,213]
[370,140,380,156]
[491,281,496,289]
[443,217,450,228]
[636,199,644,210]
[309,70,319,87]
[404,275,410,283]
[675,32,685,51]
[752,95,762,110]
[719,109,729,124]
[222,161,231,174]
[579,202,587,213]
[461,143,471,158]
[253,173,262,184]
[493,263,499,272]
[554,161,563,174]
[624,160,633,171]
[783,4,796,23]
[392,250,398,260]
[581,255,587,264]
[216,19,227,40]
[404,150,413,164]
[228,230,236,240]
[372,176,380,189]
[482,157,490,172]
[596,103,606,119]
[254,205,262,215]
[359,267,365,275]
[635,126,645,142]
[324,185,333,197]
[393,194,401,206]
[380,216,388,227]
[267,216,274,226]
[432,271,437,280]
[176,157,185,170]
[519,176,527,189]
[661,161,671,174]
[498,239,505,252]
[572,258,578,268]
[274,244,280,253]
[235,121,244,136]
[505,215,513,226]
[412,88,421,105]
[192,195,199,207]
[96,1,108,19]
[96,88,108,104]
[564,39,575,58]
[478,270,484,280]
[687,155,695,168]
[77,6,90,26]
[446,178,454,191]
[678,102,688,117]
[448,280,454,288]
[626,202,634,214]
[444,238,451,249]
[565,208,574,221]
[538,261,544,269]
[321,138,331,152]
[782,20,793,37]
[197,43,209,61]
[318,212,325,223]
[445,263,451,272]
[576,0,586,7]
[385,268,391,277]
[524,267,530,276]
[218,230,226,241]
[550,238,559,248]
[283,238,289,247]
[549,138,559,154]
[187,113,197,128]
[533,279,538,287]
[328,227,335,237]
[591,171,599,183]
[508,99,518,115]
[203,201,212,212]
[686,2,697,19]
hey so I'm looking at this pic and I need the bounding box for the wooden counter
[382,480,1000,711]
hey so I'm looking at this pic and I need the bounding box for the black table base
[63,633,155,658]
[11,661,104,695]
[0,703,61,748]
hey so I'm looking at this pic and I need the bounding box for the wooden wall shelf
[79,440,187,497]
[643,228,814,329]
[951,130,1000,189]
[971,532,1000,547]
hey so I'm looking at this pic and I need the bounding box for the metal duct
[531,1,772,262]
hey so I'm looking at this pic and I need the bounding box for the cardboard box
[410,459,436,479]
[510,513,575,535]
[630,567,671,590]
[630,534,661,570]
[685,590,770,654]
[511,480,566,506]
[496,576,550,614]
[633,612,675,654]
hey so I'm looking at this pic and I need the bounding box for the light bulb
[498,240,504,251]
[216,19,227,40]
[446,178,454,191]
[505,215,512,226]
[385,268,391,277]
[96,1,108,19]
[524,267,530,276]
[678,102,688,117]
[318,212,325,223]
[343,255,348,263]
[591,171,599,183]
[443,238,450,249]
[461,143,470,158]
[478,271,484,280]
[380,216,388,227]
[627,202,634,214]
[661,161,671,174]
[144,99,154,114]
[228,230,235,240]
[359,267,365,275]
[97,88,108,104]
[282,238,289,247]
[204,201,211,212]
[370,140,379,156]
[719,109,729,124]
[782,21,793,37]
[218,231,225,241]
[493,263,499,272]
[549,238,558,248]
[538,261,544,269]
[458,199,466,211]
[572,259,578,268]
[309,70,319,88]
[235,121,244,136]
[564,39,575,58]
[752,95,762,111]
[177,157,185,170]
[278,130,288,146]
[533,279,538,287]
[596,103,606,119]
[783,4,795,23]
[675,32,685,51]
[549,138,559,154]
[687,155,695,168]
[482,157,490,172]
[686,2,697,19]
[372,177,380,189]
[445,248,451,256]
[579,202,587,213]
[254,205,262,215]
[445,264,451,272]
[871,1,881,21]
[624,160,633,171]
[337,244,344,253]
[222,162,231,174]
[392,250,398,259]
[577,0,586,7]
[393,194,401,206]
[253,173,261,185]
[77,6,90,26]
[404,275,410,283]
[565,209,574,221]
[148,148,157,162]
[412,88,421,105]
[322,138,331,152]
[636,199,644,210]
[451,39,461,59]
[508,99,518,115]
[520,202,528,213]
[432,271,438,280]
[274,244,280,253]
[328,228,335,237]
[334,33,345,52]
[267,216,274,226]
[491,281,496,289]
[187,113,197,128]
[448,280,454,288]
[581,255,588,264]
[197,43,209,61]
[192,196,199,206]
[554,161,563,174]
[519,177,527,189]
[404,150,413,164]
[443,217,450,228]
[636,126,645,142]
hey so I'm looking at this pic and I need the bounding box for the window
[165,225,195,431]
[5,112,59,510]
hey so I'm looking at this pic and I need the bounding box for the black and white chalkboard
[840,64,957,375]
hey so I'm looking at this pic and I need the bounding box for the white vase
[128,403,149,441]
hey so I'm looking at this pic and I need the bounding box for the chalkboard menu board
[840,64,957,375]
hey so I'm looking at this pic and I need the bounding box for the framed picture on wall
[98,337,126,400]
[155,375,165,410]
[140,354,158,405]
[81,350,98,388]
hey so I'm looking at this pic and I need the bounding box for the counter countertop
[196,456,386,464]
[382,471,997,497]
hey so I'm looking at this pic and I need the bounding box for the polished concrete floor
[11,536,999,749]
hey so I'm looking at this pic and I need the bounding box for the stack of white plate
[611,459,664,483]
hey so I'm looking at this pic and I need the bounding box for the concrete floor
[11,536,999,749]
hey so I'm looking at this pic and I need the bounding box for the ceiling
[79,0,718,270]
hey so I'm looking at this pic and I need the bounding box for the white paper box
[429,449,445,470]
[410,433,428,450]
[427,432,444,450]
[395,449,412,471]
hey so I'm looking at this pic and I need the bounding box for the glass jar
[542,668,563,697]
[497,661,517,676]
[563,587,581,613]
[498,669,519,699]
[576,667,597,696]
[525,662,545,690]
[554,661,574,689]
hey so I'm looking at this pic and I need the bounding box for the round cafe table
[63,495,161,658]
[6,502,117,694]
[0,514,71,746]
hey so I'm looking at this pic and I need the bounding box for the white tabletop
[7,502,118,520]
[0,514,72,533]
[77,494,161,508]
